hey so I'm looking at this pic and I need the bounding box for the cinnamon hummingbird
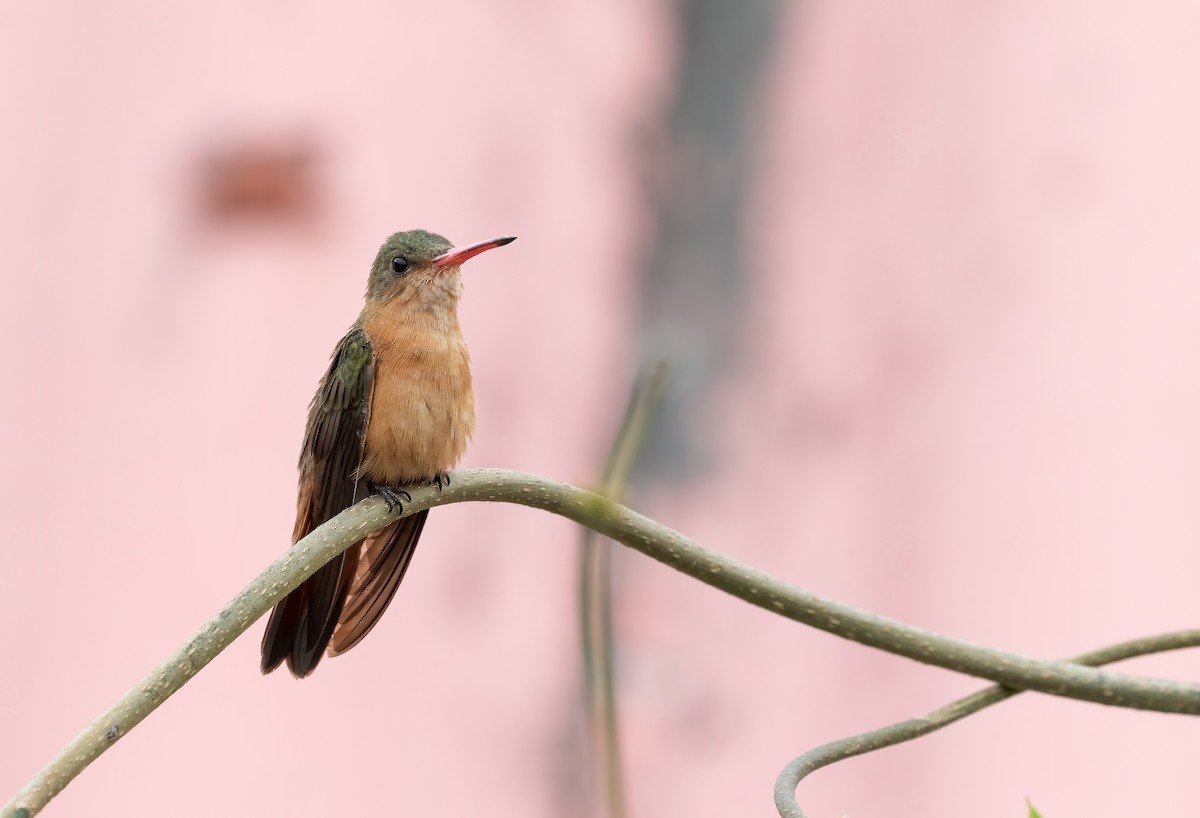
[261,229,515,678]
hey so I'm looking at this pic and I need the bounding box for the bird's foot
[432,471,452,491]
[369,482,412,513]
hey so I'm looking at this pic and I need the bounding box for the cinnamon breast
[357,307,476,485]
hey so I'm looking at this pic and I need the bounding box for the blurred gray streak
[555,3,786,814]
[636,0,783,476]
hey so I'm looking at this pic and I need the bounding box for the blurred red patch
[197,137,321,227]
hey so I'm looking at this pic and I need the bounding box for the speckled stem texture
[5,469,1200,816]
[774,629,1200,818]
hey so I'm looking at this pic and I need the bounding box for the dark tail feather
[328,510,427,656]
[260,545,361,678]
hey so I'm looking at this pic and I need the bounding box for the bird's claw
[433,472,452,491]
[371,483,412,514]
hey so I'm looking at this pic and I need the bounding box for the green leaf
[1027,798,1044,818]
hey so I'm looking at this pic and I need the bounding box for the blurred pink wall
[3,3,1200,817]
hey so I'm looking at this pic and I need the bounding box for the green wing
[261,328,375,677]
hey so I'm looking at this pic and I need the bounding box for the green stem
[6,468,1200,816]
[580,362,669,818]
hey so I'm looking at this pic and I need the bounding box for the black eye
[390,256,409,275]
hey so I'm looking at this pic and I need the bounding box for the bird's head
[365,229,515,310]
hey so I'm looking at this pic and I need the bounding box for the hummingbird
[261,229,515,678]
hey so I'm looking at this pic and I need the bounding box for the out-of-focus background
[4,3,1200,816]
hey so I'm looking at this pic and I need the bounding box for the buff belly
[358,339,476,485]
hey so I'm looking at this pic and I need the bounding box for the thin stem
[581,362,669,818]
[773,629,1200,818]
